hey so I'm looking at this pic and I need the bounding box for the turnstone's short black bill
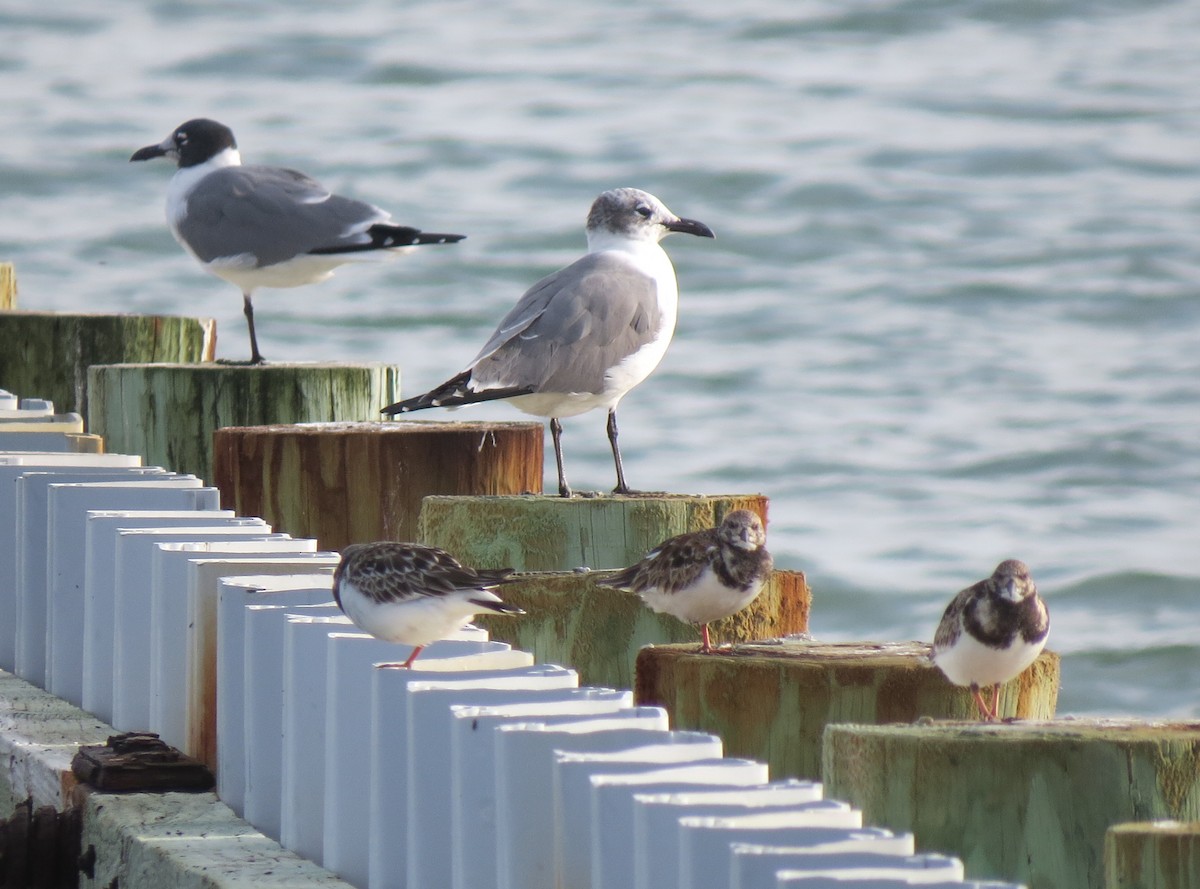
[332,541,524,669]
[931,559,1050,720]
[381,187,714,498]
[131,118,465,364]
[596,509,772,652]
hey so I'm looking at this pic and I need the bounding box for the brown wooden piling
[1106,820,1200,889]
[212,420,544,553]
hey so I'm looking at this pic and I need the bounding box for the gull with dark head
[597,509,773,652]
[131,118,465,363]
[332,541,524,669]
[932,559,1050,720]
[381,187,714,497]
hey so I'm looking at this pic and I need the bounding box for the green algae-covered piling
[635,640,1059,781]
[0,313,216,417]
[1106,821,1200,889]
[88,362,400,484]
[822,719,1200,889]
[418,492,770,571]
[213,420,544,552]
[474,568,810,690]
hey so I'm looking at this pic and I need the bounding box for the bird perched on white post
[381,187,714,497]
[597,509,773,653]
[931,559,1050,720]
[131,118,465,364]
[332,541,524,669]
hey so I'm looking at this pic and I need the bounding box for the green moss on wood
[473,568,809,691]
[418,493,770,571]
[88,363,401,483]
[0,312,215,416]
[635,641,1059,782]
[823,720,1200,889]
[1106,821,1200,889]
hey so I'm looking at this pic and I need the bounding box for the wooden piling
[212,420,543,553]
[0,263,15,310]
[0,312,215,416]
[418,493,771,571]
[822,719,1200,889]
[473,568,809,690]
[1106,821,1200,889]
[88,363,400,485]
[634,641,1059,781]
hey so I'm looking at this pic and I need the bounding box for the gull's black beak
[130,143,168,162]
[664,216,715,239]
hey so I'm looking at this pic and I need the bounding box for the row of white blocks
[0,392,87,451]
[0,448,1024,889]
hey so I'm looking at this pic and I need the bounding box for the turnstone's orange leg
[699,625,714,653]
[400,645,425,669]
[989,683,1001,720]
[970,683,996,720]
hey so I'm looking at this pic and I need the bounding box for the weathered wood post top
[823,718,1200,889]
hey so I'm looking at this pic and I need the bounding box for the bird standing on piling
[332,541,524,669]
[931,559,1050,720]
[380,187,714,497]
[131,118,465,364]
[597,509,773,652]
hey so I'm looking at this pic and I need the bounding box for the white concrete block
[320,629,510,889]
[243,605,346,840]
[84,515,270,722]
[0,458,143,672]
[448,689,634,889]
[367,662,574,889]
[217,578,336,815]
[732,849,962,889]
[556,744,761,889]
[775,876,1006,889]
[144,540,331,751]
[491,713,672,889]
[13,466,168,684]
[626,780,825,889]
[45,478,218,705]
[184,550,339,762]
[678,815,914,889]
[404,666,582,889]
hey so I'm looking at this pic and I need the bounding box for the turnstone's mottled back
[932,559,1050,720]
[597,509,773,652]
[333,541,523,668]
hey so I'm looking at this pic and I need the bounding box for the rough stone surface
[79,791,355,888]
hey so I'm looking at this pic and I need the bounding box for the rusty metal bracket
[71,732,214,793]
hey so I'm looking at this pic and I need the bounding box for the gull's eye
[635,204,653,219]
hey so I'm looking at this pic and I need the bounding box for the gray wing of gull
[467,252,664,396]
[176,164,389,267]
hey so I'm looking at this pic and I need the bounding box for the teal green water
[1,0,1197,717]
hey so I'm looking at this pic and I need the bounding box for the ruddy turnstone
[332,542,524,668]
[596,509,773,652]
[931,559,1050,720]
[381,187,714,497]
[131,118,465,364]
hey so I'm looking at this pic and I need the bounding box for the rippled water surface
[2,0,1198,717]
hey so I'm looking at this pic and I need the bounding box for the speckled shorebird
[131,118,465,364]
[332,542,524,668]
[381,187,715,497]
[931,559,1050,720]
[596,509,773,653]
